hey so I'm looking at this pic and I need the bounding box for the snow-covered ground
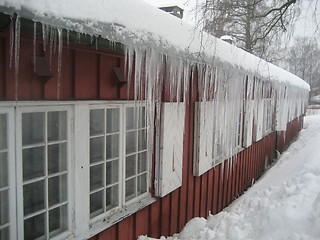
[139,114,320,240]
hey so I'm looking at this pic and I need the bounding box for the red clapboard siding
[0,37,6,99]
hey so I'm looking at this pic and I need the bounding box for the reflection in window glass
[125,106,148,202]
[22,110,69,239]
[22,112,44,145]
[90,107,120,219]
[0,114,9,239]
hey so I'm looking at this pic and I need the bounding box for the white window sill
[77,196,156,240]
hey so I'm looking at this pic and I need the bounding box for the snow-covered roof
[0,0,310,90]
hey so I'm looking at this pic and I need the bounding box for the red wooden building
[0,1,309,240]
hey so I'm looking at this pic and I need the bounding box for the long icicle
[14,16,21,101]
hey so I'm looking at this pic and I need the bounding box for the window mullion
[45,111,49,239]
[103,109,107,214]
[120,105,125,207]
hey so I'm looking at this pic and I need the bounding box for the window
[264,99,273,134]
[89,104,149,221]
[0,113,10,239]
[18,107,71,240]
[0,101,153,239]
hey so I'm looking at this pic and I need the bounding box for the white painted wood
[243,100,254,148]
[73,103,91,236]
[254,99,264,142]
[156,102,186,197]
[0,108,17,240]
[193,101,214,176]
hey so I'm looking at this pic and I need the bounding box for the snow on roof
[143,0,185,10]
[0,0,310,90]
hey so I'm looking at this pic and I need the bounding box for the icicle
[95,36,98,50]
[9,16,14,68]
[49,27,54,66]
[14,16,21,101]
[42,23,47,52]
[33,22,37,73]
[57,28,63,101]
[53,28,57,54]
[66,30,70,49]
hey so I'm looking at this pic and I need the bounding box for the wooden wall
[0,26,303,240]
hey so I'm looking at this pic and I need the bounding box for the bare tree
[200,0,300,60]
[284,37,320,89]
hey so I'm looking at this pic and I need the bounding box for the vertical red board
[17,39,41,100]
[98,225,117,240]
[99,54,119,99]
[223,160,229,208]
[0,37,6,99]
[135,207,149,237]
[212,167,219,214]
[149,201,161,238]
[206,169,214,215]
[170,190,179,235]
[200,172,208,218]
[217,164,224,212]
[161,195,171,237]
[75,50,99,99]
[193,176,201,217]
[118,216,135,240]
[58,48,74,100]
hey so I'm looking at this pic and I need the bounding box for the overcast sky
[143,0,320,42]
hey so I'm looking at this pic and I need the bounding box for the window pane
[0,227,9,240]
[48,174,67,207]
[106,185,118,211]
[137,173,147,196]
[138,129,147,151]
[106,160,118,185]
[90,109,105,136]
[138,151,147,173]
[90,137,104,163]
[0,153,8,188]
[138,107,146,128]
[106,134,119,159]
[90,164,104,191]
[47,111,67,142]
[126,155,136,179]
[49,205,68,238]
[23,180,45,216]
[23,146,45,181]
[90,191,103,218]
[126,107,136,130]
[125,178,136,202]
[0,114,7,150]
[48,143,67,175]
[0,190,9,225]
[24,213,45,240]
[106,108,119,133]
[22,112,44,145]
[126,131,136,154]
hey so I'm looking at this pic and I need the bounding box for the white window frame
[0,107,16,240]
[264,99,273,135]
[87,102,151,226]
[1,101,155,240]
[16,105,73,240]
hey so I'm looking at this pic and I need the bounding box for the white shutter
[193,101,214,176]
[243,99,254,148]
[254,99,264,141]
[156,102,186,197]
[275,100,288,131]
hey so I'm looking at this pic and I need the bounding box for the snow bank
[0,0,309,90]
[139,115,320,240]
